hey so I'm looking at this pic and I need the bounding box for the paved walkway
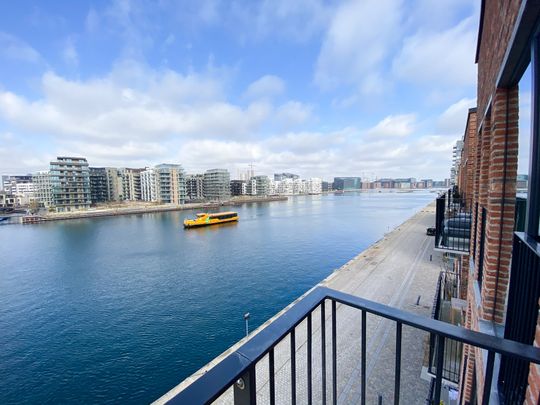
[156,202,444,404]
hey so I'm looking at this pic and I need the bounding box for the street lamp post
[244,312,250,337]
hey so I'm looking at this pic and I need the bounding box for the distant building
[0,192,16,208]
[274,173,299,181]
[322,181,332,192]
[50,157,91,212]
[32,171,53,208]
[155,164,186,204]
[418,179,433,189]
[1,175,32,194]
[432,180,446,188]
[105,168,124,201]
[394,178,416,189]
[306,178,322,194]
[121,168,143,201]
[333,177,362,191]
[451,140,464,185]
[186,174,204,200]
[246,178,257,196]
[140,168,157,202]
[203,169,230,201]
[253,175,270,196]
[89,167,109,204]
[516,174,529,190]
[230,180,247,196]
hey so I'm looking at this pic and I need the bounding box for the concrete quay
[155,201,443,404]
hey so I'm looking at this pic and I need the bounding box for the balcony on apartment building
[498,232,540,404]
[156,286,540,405]
[427,270,463,401]
[434,189,471,254]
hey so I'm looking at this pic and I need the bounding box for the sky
[0,0,486,180]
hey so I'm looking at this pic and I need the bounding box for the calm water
[0,191,435,404]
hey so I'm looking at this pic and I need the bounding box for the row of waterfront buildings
[1,156,450,212]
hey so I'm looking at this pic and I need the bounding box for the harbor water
[0,191,436,404]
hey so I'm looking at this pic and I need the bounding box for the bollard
[430,254,432,262]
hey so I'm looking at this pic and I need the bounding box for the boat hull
[183,216,238,228]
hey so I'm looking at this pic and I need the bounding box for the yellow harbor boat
[183,211,239,228]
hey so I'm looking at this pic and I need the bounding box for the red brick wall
[458,110,477,208]
[458,2,540,404]
[477,0,522,120]
[480,87,519,324]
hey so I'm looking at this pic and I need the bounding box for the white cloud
[85,8,100,33]
[0,63,277,157]
[315,0,402,93]
[62,37,79,67]
[276,101,313,126]
[0,32,42,64]
[244,75,285,100]
[229,0,332,42]
[392,17,477,87]
[437,97,476,134]
[405,0,477,31]
[366,114,416,138]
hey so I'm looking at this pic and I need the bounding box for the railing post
[394,322,402,404]
[361,311,367,405]
[234,365,257,405]
[433,336,445,405]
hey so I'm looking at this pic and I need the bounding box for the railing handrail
[159,286,540,404]
[515,231,540,259]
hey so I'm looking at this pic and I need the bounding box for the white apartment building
[246,178,257,196]
[141,168,157,202]
[32,171,53,207]
[306,178,322,194]
[141,164,186,204]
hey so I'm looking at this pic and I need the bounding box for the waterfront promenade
[156,201,442,404]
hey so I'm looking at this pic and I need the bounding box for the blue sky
[0,0,485,180]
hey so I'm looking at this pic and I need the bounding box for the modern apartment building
[140,168,157,202]
[155,164,186,204]
[274,172,299,181]
[333,176,362,191]
[230,180,247,196]
[89,167,109,204]
[120,168,143,201]
[246,178,257,196]
[105,168,124,202]
[276,178,293,195]
[50,157,91,212]
[186,174,204,200]
[451,140,464,186]
[32,171,53,208]
[322,181,332,192]
[2,175,33,194]
[305,178,322,194]
[203,169,230,201]
[252,175,270,196]
[140,164,186,204]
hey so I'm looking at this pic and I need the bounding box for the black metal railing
[435,192,472,254]
[498,232,540,404]
[428,272,462,384]
[158,286,540,405]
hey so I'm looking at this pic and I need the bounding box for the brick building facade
[452,1,540,403]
